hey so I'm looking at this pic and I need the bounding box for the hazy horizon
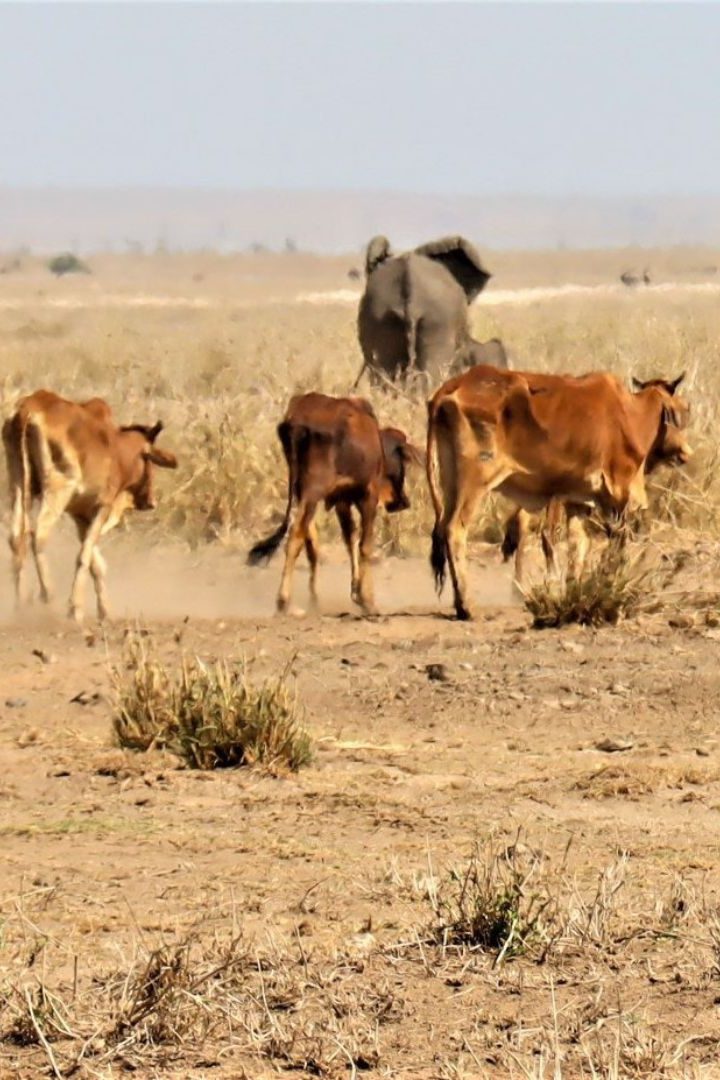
[2,3,719,197]
[2,3,719,252]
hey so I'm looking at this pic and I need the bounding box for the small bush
[47,252,90,276]
[425,837,559,961]
[113,639,312,773]
[523,536,659,628]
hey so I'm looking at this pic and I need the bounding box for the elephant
[355,235,503,389]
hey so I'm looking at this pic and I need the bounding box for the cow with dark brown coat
[248,393,420,615]
[426,366,691,619]
[3,390,178,622]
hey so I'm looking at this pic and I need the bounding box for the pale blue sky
[1,2,718,195]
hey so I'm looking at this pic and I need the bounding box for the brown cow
[426,366,691,619]
[3,390,177,622]
[501,373,691,581]
[248,393,420,615]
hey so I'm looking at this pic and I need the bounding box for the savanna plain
[2,248,720,1078]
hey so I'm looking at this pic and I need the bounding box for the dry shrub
[113,638,312,773]
[524,536,660,628]
[425,837,561,961]
[0,922,393,1075]
[107,931,249,1048]
[575,761,720,801]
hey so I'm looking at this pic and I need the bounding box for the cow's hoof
[278,605,306,619]
[455,604,473,621]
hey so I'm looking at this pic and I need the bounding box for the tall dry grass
[0,254,718,554]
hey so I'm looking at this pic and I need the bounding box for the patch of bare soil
[2,547,720,1077]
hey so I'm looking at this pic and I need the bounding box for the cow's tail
[247,421,300,566]
[3,409,32,566]
[426,400,447,595]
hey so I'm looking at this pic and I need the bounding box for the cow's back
[283,393,384,497]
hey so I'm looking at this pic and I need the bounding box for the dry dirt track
[3,543,720,1077]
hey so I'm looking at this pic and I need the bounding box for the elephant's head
[414,235,491,302]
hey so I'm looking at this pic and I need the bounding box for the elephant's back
[360,254,464,322]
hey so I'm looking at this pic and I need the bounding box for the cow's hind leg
[355,494,378,615]
[304,520,320,611]
[445,485,488,620]
[336,503,360,603]
[6,478,28,608]
[277,500,316,614]
[31,484,74,606]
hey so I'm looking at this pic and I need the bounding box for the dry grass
[0,251,718,558]
[113,636,312,773]
[424,836,561,961]
[3,839,720,1078]
[2,250,720,1075]
[523,536,663,628]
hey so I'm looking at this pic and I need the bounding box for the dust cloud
[0,526,519,624]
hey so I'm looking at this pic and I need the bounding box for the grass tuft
[523,536,660,628]
[113,638,312,773]
[425,837,559,961]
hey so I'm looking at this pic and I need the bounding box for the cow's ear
[668,372,685,395]
[144,447,177,469]
[631,376,645,391]
[398,442,425,468]
[147,421,164,443]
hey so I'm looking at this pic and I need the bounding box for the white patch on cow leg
[69,507,111,622]
[31,484,74,605]
[277,501,315,614]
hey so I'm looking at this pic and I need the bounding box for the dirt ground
[2,538,720,1078]
[1,248,719,1076]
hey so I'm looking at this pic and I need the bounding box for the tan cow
[501,373,691,581]
[426,366,691,619]
[3,390,177,622]
[248,393,420,615]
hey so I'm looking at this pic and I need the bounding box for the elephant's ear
[365,235,392,276]
[414,235,491,301]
